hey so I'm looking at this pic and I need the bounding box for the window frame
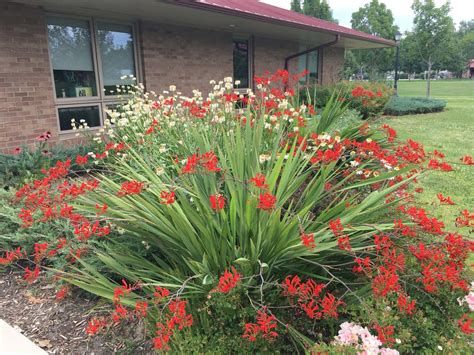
[232,35,253,93]
[45,13,141,134]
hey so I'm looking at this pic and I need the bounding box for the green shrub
[0,143,96,189]
[300,81,393,119]
[384,96,446,116]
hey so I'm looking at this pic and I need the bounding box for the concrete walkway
[0,319,47,354]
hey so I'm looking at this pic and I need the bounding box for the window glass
[47,17,97,98]
[233,39,249,88]
[298,44,308,85]
[58,106,101,131]
[308,50,318,83]
[97,23,135,95]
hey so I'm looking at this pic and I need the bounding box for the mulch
[0,269,153,354]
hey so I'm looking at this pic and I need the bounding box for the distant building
[462,60,474,79]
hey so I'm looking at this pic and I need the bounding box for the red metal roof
[176,0,395,46]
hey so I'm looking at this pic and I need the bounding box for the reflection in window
[58,106,101,131]
[47,17,97,98]
[97,23,135,95]
[298,45,318,85]
[233,39,249,88]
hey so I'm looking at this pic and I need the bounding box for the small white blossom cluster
[458,281,474,311]
[334,322,399,355]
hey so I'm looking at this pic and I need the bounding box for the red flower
[56,286,70,301]
[257,192,276,211]
[135,301,149,317]
[117,180,145,196]
[458,314,474,335]
[112,304,128,323]
[217,267,241,293]
[23,266,40,284]
[160,190,176,205]
[373,324,395,346]
[250,173,268,190]
[337,236,352,251]
[300,232,316,250]
[210,194,225,211]
[436,193,455,205]
[320,293,344,319]
[329,218,344,236]
[35,131,52,142]
[397,293,416,315]
[154,286,170,302]
[243,309,278,341]
[86,318,107,335]
[200,151,221,173]
[75,155,89,166]
[0,247,23,265]
[460,155,474,165]
[181,154,200,174]
[95,203,108,214]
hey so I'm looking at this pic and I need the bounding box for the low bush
[1,71,473,353]
[384,96,447,116]
[300,81,393,119]
[0,137,97,189]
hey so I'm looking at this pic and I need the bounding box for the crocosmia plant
[2,70,473,353]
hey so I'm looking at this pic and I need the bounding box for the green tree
[411,0,456,97]
[350,0,398,80]
[457,20,474,68]
[291,0,338,23]
[399,32,424,76]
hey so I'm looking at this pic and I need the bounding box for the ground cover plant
[384,96,446,116]
[1,72,473,353]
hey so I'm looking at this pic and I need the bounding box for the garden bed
[0,269,151,354]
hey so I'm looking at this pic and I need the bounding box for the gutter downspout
[284,34,340,88]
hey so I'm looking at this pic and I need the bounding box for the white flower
[437,345,443,351]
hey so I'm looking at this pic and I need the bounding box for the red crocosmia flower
[329,218,344,236]
[113,279,133,303]
[455,209,474,227]
[200,151,221,173]
[300,232,316,250]
[458,314,474,335]
[112,304,128,323]
[34,243,48,262]
[160,190,176,205]
[75,155,89,165]
[56,286,70,301]
[13,147,22,155]
[95,203,108,214]
[337,236,351,251]
[217,267,241,293]
[243,309,278,341]
[135,301,149,317]
[209,194,225,211]
[320,293,344,319]
[0,247,23,265]
[257,192,276,211]
[86,318,107,335]
[154,286,170,302]
[23,266,40,284]
[117,180,145,196]
[437,193,455,205]
[352,257,372,274]
[397,293,416,315]
[181,153,199,174]
[250,173,269,190]
[460,155,474,165]
[373,324,395,346]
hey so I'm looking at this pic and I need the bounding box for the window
[298,44,318,85]
[233,38,250,88]
[47,16,138,132]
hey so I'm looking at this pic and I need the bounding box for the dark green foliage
[384,96,446,116]
[0,144,95,189]
[291,0,337,23]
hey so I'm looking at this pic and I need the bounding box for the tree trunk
[426,59,432,98]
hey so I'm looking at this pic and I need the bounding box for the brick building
[0,0,394,151]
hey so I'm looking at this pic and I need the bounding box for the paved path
[0,319,47,354]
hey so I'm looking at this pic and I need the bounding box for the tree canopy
[291,0,338,23]
[349,0,398,80]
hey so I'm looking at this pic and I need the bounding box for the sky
[261,0,472,32]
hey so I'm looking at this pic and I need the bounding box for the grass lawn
[382,79,474,232]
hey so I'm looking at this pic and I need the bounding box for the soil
[0,269,153,354]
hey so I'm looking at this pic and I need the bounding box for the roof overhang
[10,0,395,49]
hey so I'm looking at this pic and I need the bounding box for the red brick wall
[140,22,234,95]
[0,3,57,152]
[320,47,345,85]
[253,36,299,78]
